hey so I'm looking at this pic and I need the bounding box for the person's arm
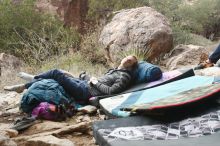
[209,44,220,64]
[60,70,74,77]
[90,74,131,95]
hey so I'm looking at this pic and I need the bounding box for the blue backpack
[20,79,74,114]
[134,61,162,84]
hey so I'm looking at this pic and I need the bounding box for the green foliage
[148,0,220,45]
[79,27,107,66]
[116,47,152,62]
[149,0,182,19]
[15,26,80,65]
[177,0,220,37]
[171,24,192,46]
[0,0,80,65]
[149,0,220,38]
[88,0,149,20]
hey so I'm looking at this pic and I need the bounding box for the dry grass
[0,52,108,93]
[38,52,108,78]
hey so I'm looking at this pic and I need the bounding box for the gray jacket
[88,69,133,96]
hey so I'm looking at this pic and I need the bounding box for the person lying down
[4,55,138,121]
[5,55,137,103]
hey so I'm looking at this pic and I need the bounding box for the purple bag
[31,102,59,121]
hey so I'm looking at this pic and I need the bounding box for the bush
[149,0,182,19]
[14,25,80,65]
[80,27,107,65]
[179,0,220,38]
[0,0,80,65]
[171,24,192,46]
[88,0,149,20]
[149,0,220,45]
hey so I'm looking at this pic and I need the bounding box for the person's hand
[89,77,98,85]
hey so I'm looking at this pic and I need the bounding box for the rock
[77,105,97,114]
[0,134,17,146]
[195,67,220,77]
[99,6,173,64]
[63,0,88,33]
[4,129,18,138]
[0,92,21,109]
[76,115,91,123]
[26,135,74,146]
[24,121,69,134]
[164,44,209,70]
[0,53,23,73]
[98,114,105,120]
[0,124,11,131]
[13,122,90,143]
[4,107,20,115]
[35,0,60,18]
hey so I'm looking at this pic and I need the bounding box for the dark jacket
[88,69,133,96]
[20,79,72,113]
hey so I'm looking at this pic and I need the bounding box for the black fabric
[79,71,90,81]
[89,68,132,97]
[90,69,195,107]
[93,100,220,146]
[12,116,36,131]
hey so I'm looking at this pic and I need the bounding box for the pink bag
[32,102,61,121]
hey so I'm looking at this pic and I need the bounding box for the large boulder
[164,44,209,70]
[99,6,173,64]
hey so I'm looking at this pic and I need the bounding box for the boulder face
[35,0,88,32]
[99,6,173,64]
[164,44,209,70]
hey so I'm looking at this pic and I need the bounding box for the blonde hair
[130,55,138,69]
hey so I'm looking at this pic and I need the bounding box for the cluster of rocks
[0,92,99,146]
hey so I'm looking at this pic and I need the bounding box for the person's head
[119,55,138,70]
